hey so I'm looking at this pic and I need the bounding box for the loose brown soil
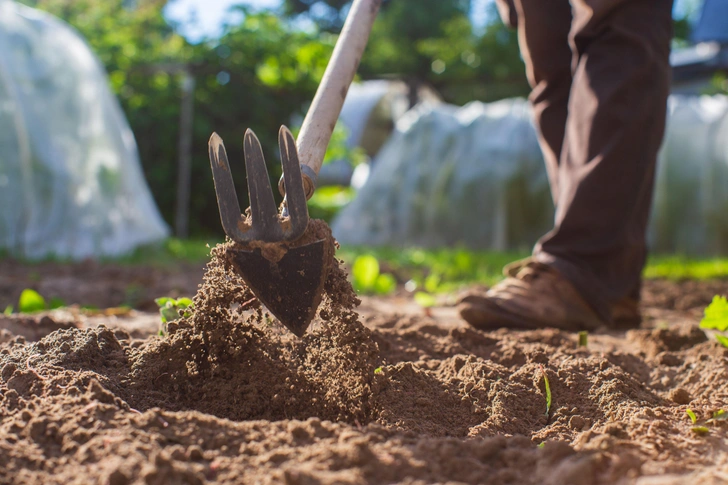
[1,236,727,484]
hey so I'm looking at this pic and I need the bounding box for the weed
[537,442,545,449]
[374,366,383,375]
[699,295,728,348]
[692,426,710,435]
[3,305,12,316]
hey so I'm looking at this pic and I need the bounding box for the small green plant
[351,255,397,295]
[578,331,588,348]
[49,297,66,310]
[685,408,726,435]
[699,295,728,348]
[17,289,64,313]
[155,297,194,325]
[707,409,727,424]
[686,409,698,424]
[3,305,12,316]
[539,364,552,416]
[18,289,46,313]
[414,292,437,308]
[537,442,545,449]
[374,366,383,375]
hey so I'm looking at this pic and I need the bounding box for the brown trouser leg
[496,0,674,321]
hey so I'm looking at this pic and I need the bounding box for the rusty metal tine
[208,133,247,242]
[278,126,309,241]
[243,129,283,242]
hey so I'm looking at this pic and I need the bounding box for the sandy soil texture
[1,242,727,484]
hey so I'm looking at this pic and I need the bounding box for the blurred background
[0,0,727,312]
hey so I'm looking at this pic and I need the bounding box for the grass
[110,238,218,266]
[338,246,527,294]
[337,247,728,295]
[644,255,728,280]
[3,240,727,292]
[0,238,219,267]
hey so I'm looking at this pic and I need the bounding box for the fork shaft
[293,0,381,199]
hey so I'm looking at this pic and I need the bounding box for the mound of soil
[1,226,728,484]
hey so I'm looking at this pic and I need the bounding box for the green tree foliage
[19,0,333,235]
[285,0,529,104]
[17,0,695,237]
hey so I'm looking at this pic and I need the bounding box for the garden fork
[207,0,381,337]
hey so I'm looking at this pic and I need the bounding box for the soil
[1,235,728,484]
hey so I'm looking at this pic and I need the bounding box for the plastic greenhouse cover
[332,95,728,256]
[0,1,169,260]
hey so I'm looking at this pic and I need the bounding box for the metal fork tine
[243,129,283,242]
[208,133,246,241]
[278,125,309,241]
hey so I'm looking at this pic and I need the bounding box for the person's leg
[496,0,573,202]
[460,0,673,331]
[534,0,674,321]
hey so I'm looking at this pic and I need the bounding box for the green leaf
[708,409,727,423]
[700,295,728,331]
[175,297,194,309]
[374,274,397,295]
[49,297,66,310]
[18,289,46,313]
[154,297,175,308]
[424,273,441,293]
[537,442,545,449]
[3,305,12,316]
[691,426,710,435]
[414,292,437,308]
[686,409,697,424]
[543,369,552,416]
[352,255,380,291]
[715,334,728,349]
[374,366,383,375]
[159,304,179,324]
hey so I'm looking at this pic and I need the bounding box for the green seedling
[17,289,66,313]
[155,297,194,324]
[351,255,397,295]
[3,305,12,316]
[18,289,46,313]
[374,366,383,375]
[539,364,552,416]
[414,292,437,308]
[685,408,726,435]
[49,297,66,310]
[700,295,728,348]
[707,409,727,424]
[537,442,545,449]
[578,331,588,347]
[686,409,698,424]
